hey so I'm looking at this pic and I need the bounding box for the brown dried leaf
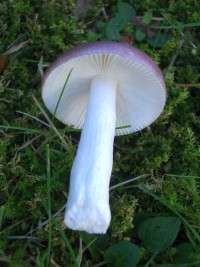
[0,39,31,74]
[121,35,134,45]
[0,54,9,74]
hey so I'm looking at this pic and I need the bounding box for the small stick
[110,173,151,190]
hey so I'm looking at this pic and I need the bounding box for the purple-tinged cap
[42,41,166,135]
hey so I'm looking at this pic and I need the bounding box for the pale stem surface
[64,74,117,233]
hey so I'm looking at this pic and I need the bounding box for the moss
[0,0,199,265]
[160,176,200,226]
[110,194,138,240]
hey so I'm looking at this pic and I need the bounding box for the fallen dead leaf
[0,39,31,74]
[121,35,134,44]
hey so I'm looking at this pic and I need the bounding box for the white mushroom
[42,41,166,234]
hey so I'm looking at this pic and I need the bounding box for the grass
[0,0,200,266]
[46,144,52,265]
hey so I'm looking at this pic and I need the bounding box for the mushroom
[42,41,166,234]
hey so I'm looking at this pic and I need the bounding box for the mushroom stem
[64,74,117,234]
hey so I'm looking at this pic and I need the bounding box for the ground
[0,0,200,266]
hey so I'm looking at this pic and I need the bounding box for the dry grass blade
[0,250,11,263]
[3,40,31,54]
[0,217,31,235]
[32,95,69,150]
[50,254,62,267]
[16,110,50,128]
[26,204,66,235]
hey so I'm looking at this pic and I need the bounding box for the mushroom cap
[42,41,166,136]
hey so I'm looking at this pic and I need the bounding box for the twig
[26,204,66,235]
[175,83,200,87]
[7,235,45,247]
[180,32,197,50]
[110,173,151,190]
[0,217,31,235]
[93,262,107,267]
[95,7,108,19]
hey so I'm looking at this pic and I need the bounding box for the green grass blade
[0,208,4,231]
[52,218,79,267]
[36,248,46,267]
[82,237,98,254]
[150,22,200,29]
[0,124,47,134]
[52,68,73,122]
[166,174,200,179]
[115,125,131,130]
[41,192,77,266]
[156,261,200,266]
[46,144,52,266]
[143,252,157,267]
[152,16,166,50]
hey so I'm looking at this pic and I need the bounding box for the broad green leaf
[133,211,149,237]
[117,2,136,22]
[87,31,99,41]
[138,216,181,253]
[142,10,152,24]
[104,242,140,267]
[174,243,195,264]
[96,21,105,31]
[105,2,136,41]
[105,17,123,41]
[135,29,146,41]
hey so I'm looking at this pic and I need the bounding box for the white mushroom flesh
[64,74,117,233]
[42,42,166,234]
